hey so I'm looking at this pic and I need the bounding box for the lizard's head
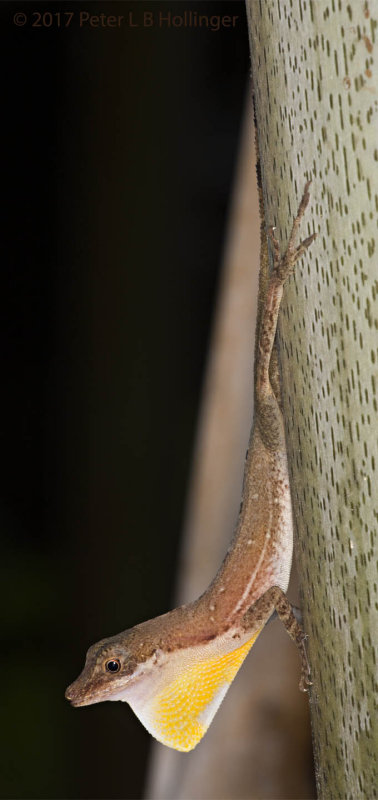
[65,617,262,752]
[65,630,142,707]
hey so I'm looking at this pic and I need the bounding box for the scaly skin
[65,183,316,751]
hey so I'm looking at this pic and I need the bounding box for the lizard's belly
[251,477,293,598]
[205,445,294,623]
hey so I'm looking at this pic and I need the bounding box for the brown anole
[66,180,316,752]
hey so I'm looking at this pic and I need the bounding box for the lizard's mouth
[66,694,92,708]
[65,681,100,707]
[65,673,135,707]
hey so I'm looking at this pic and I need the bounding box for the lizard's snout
[65,666,119,707]
[65,681,82,706]
[65,673,92,707]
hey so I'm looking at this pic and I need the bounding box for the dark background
[1,2,249,797]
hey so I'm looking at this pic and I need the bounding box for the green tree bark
[246,2,378,798]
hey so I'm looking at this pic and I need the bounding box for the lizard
[65,177,316,753]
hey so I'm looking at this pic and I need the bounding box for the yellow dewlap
[147,630,261,751]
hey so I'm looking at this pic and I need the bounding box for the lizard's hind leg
[256,181,316,403]
[255,183,316,450]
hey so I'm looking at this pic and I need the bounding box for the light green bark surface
[246,2,377,798]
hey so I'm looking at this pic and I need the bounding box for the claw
[299,673,313,693]
[270,182,316,282]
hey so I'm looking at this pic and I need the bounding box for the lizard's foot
[298,634,313,692]
[268,181,317,283]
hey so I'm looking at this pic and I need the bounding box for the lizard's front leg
[241,586,312,692]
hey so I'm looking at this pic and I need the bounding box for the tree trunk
[246,2,378,799]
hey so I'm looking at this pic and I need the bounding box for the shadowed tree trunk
[246,2,378,798]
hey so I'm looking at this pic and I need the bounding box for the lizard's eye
[105,659,121,673]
